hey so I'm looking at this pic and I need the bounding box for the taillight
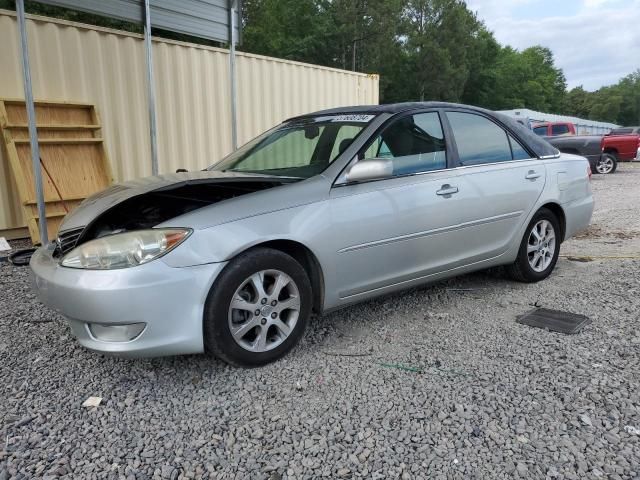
[600,136,605,151]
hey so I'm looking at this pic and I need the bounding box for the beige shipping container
[0,9,379,237]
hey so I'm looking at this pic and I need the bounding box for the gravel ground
[1,164,640,480]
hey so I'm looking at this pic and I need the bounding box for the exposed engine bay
[79,179,289,242]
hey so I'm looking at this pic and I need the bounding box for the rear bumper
[563,194,594,240]
[30,244,227,357]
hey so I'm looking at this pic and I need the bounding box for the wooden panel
[10,128,96,140]
[28,216,64,243]
[0,99,113,244]
[4,101,93,125]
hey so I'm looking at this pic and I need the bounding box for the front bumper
[30,244,227,357]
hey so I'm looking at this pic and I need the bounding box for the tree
[241,0,335,65]
[564,71,640,125]
[400,0,484,101]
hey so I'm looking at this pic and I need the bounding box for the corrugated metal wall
[498,109,619,135]
[0,9,379,234]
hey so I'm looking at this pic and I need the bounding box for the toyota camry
[30,102,594,366]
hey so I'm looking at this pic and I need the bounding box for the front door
[328,111,469,300]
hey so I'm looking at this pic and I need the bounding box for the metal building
[499,108,619,135]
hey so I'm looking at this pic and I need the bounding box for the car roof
[287,101,560,160]
[286,101,491,120]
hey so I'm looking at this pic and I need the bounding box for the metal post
[144,0,159,175]
[16,0,48,245]
[229,0,238,150]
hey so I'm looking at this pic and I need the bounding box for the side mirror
[346,158,393,183]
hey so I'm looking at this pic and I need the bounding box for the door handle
[436,184,459,196]
[525,170,541,180]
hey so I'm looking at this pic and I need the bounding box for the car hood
[59,170,304,233]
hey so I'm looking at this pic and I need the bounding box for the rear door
[441,110,547,260]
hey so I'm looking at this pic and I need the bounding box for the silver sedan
[30,102,594,366]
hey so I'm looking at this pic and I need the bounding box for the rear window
[551,124,570,136]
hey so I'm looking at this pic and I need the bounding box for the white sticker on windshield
[321,114,375,123]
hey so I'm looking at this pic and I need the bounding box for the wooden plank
[25,200,83,217]
[27,216,63,244]
[92,107,115,182]
[4,123,101,130]
[13,138,103,144]
[2,98,95,108]
[3,140,33,206]
[10,129,95,140]
[4,102,94,125]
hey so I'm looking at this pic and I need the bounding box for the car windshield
[209,114,375,178]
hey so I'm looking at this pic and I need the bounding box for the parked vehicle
[30,102,594,366]
[609,127,640,135]
[532,122,576,137]
[545,135,617,174]
[602,127,640,162]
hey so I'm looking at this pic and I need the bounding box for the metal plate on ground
[517,308,591,334]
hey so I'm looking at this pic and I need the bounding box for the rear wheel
[506,208,561,283]
[204,248,312,367]
[595,153,617,174]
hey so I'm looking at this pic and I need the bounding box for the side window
[533,126,547,136]
[447,112,513,166]
[552,124,570,136]
[362,112,447,176]
[509,135,531,160]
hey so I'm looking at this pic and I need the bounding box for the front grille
[53,227,84,257]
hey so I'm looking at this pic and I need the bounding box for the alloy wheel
[527,219,556,272]
[596,156,614,174]
[228,269,301,352]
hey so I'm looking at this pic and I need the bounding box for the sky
[465,0,640,91]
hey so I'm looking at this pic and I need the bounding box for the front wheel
[204,248,312,367]
[595,153,617,174]
[506,208,561,283]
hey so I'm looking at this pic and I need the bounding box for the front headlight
[61,228,191,269]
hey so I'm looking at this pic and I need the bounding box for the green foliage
[565,71,640,125]
[483,46,567,112]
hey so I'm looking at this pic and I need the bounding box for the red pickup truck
[602,127,640,162]
[532,122,576,137]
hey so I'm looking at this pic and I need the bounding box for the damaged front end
[53,175,295,258]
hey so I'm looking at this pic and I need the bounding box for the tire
[506,208,561,283]
[595,153,617,174]
[204,247,312,367]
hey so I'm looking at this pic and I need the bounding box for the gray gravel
[2,165,640,479]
